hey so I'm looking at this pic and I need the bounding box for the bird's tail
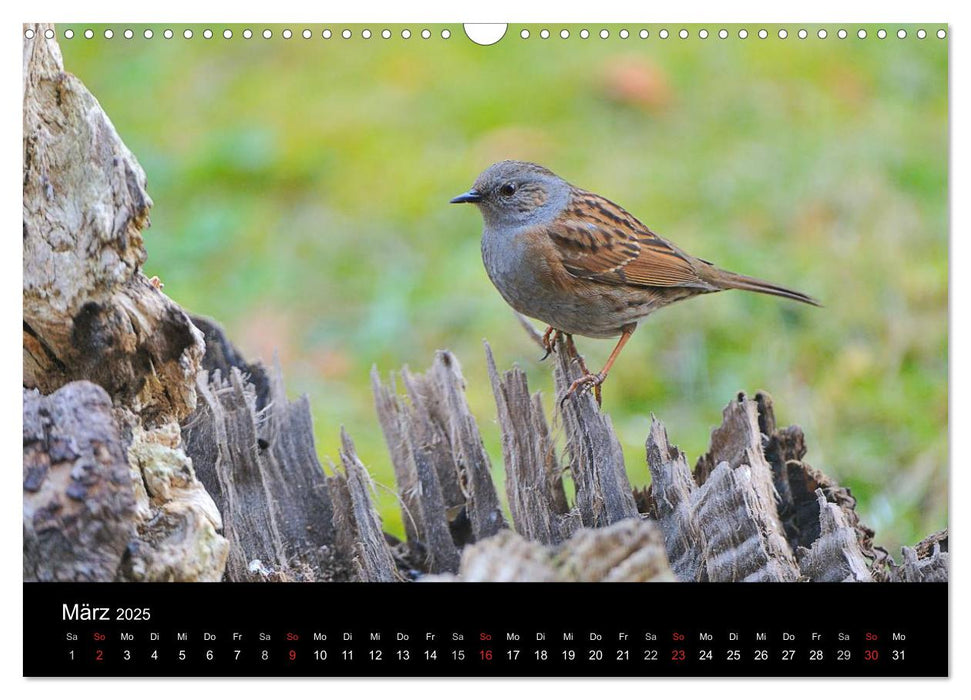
[709,268,821,307]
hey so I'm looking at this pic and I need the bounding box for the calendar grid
[24,582,947,677]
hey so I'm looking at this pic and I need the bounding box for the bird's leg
[540,326,563,361]
[562,333,591,375]
[563,324,636,406]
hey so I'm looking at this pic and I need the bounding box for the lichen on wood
[23,382,138,581]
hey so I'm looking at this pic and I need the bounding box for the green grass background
[60,23,948,555]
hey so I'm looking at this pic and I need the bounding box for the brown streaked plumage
[450,160,820,403]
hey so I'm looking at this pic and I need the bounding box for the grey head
[450,160,571,229]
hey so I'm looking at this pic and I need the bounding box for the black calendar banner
[24,582,947,677]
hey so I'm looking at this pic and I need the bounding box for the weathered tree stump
[22,24,947,585]
[23,24,225,582]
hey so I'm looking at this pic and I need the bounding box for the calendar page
[22,20,948,678]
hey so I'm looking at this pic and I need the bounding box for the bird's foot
[540,327,562,361]
[561,371,605,407]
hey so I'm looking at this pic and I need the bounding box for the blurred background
[60,23,948,554]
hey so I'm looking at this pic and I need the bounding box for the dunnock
[451,160,819,403]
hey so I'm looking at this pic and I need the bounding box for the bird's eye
[499,182,517,197]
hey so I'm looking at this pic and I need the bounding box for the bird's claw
[540,327,561,361]
[560,372,605,407]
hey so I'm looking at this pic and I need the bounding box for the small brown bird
[451,160,819,403]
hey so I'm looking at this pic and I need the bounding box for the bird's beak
[449,189,482,204]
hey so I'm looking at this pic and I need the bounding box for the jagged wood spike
[183,319,339,581]
[647,396,801,582]
[331,428,400,582]
[372,366,461,574]
[371,367,425,552]
[553,336,637,528]
[645,416,706,581]
[693,393,800,581]
[796,491,873,582]
[882,529,948,582]
[485,342,575,544]
[400,367,466,511]
[430,351,505,540]
[887,545,949,582]
[186,371,289,581]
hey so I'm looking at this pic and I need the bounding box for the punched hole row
[24,26,948,42]
[24,27,452,40]
[519,27,945,40]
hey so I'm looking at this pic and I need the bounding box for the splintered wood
[27,306,949,583]
[186,329,944,583]
[349,337,947,583]
[371,351,505,574]
[652,395,801,582]
[332,429,400,582]
[182,317,340,582]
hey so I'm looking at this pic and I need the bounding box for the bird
[450,160,820,404]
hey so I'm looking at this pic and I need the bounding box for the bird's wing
[548,189,712,289]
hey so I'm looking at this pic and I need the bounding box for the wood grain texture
[796,491,874,582]
[330,429,400,582]
[692,394,800,581]
[645,417,706,580]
